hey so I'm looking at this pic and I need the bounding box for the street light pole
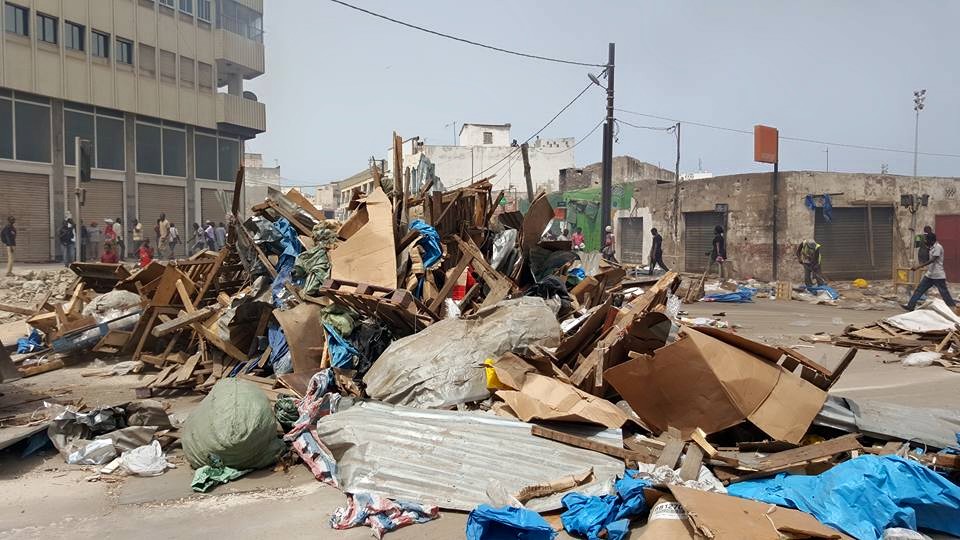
[913,89,925,179]
[599,43,615,236]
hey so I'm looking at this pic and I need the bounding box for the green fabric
[562,185,635,251]
[274,395,299,432]
[182,379,284,470]
[294,222,339,296]
[318,304,358,337]
[191,460,251,493]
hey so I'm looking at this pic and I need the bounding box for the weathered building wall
[560,157,675,192]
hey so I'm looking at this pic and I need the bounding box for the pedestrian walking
[113,217,125,260]
[648,228,669,275]
[168,223,181,258]
[796,239,827,287]
[708,225,727,278]
[1,216,16,277]
[602,225,618,263]
[189,223,204,254]
[158,213,170,258]
[79,222,89,261]
[89,221,104,261]
[905,233,957,312]
[215,222,227,250]
[132,218,143,248]
[204,221,217,251]
[59,218,76,266]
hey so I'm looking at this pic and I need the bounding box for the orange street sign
[754,125,779,164]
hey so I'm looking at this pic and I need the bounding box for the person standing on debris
[100,242,119,264]
[113,218,125,261]
[204,221,216,251]
[917,225,934,265]
[59,218,76,266]
[602,225,618,263]
[215,222,227,250]
[138,238,154,268]
[168,223,181,258]
[1,216,16,277]
[796,239,827,287]
[158,213,170,259]
[648,228,669,275]
[571,227,585,251]
[708,225,727,278]
[905,233,957,311]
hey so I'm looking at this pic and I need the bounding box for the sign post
[754,125,779,280]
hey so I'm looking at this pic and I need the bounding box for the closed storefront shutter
[935,215,960,282]
[200,188,233,225]
[72,178,124,260]
[814,206,893,280]
[618,216,644,264]
[0,172,51,262]
[138,183,187,258]
[684,211,725,273]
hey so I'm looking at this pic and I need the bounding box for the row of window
[156,0,212,22]
[0,92,238,181]
[5,3,215,91]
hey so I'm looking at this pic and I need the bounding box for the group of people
[54,217,128,267]
[150,215,227,264]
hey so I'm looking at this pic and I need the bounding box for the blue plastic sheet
[561,472,650,540]
[272,217,304,271]
[805,285,840,300]
[466,505,557,540]
[702,287,755,303]
[409,220,442,299]
[16,329,43,353]
[804,194,816,212]
[823,193,833,222]
[324,323,360,369]
[728,455,960,539]
[267,322,292,375]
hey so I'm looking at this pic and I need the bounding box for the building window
[37,13,56,44]
[162,127,186,177]
[179,0,192,14]
[139,43,156,77]
[219,0,263,42]
[158,0,174,8]
[195,133,218,179]
[0,98,12,160]
[4,3,28,37]
[197,0,211,21]
[482,131,493,144]
[116,38,134,65]
[65,21,84,51]
[197,62,213,93]
[96,115,124,170]
[136,122,162,174]
[159,49,176,83]
[218,137,240,181]
[92,30,110,59]
[179,56,195,88]
[64,109,95,166]
[14,97,51,163]
[64,105,125,171]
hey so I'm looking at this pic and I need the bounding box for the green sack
[182,379,284,470]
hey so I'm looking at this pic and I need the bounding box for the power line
[540,119,605,155]
[446,82,597,188]
[328,0,606,68]
[614,118,675,132]
[614,107,960,158]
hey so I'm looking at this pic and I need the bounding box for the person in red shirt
[100,242,119,264]
[138,238,154,268]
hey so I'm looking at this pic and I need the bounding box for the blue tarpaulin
[805,285,840,300]
[324,323,360,369]
[409,220,442,299]
[728,455,960,540]
[465,505,557,540]
[701,287,755,303]
[272,217,304,270]
[560,472,651,540]
[267,322,292,374]
[16,329,43,353]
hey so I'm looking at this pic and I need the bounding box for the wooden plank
[238,373,278,387]
[530,425,653,463]
[656,438,685,469]
[174,352,202,383]
[428,251,471,313]
[755,434,861,471]
[827,347,858,389]
[175,279,197,312]
[18,359,65,377]
[678,444,704,481]
[193,323,248,362]
[151,307,217,337]
[691,428,740,467]
[0,303,39,316]
[148,365,176,388]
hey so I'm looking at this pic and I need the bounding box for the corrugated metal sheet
[315,400,625,511]
[815,395,960,449]
[0,171,50,262]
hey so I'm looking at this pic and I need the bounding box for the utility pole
[823,147,829,172]
[74,137,82,263]
[673,122,680,239]
[599,43,615,236]
[913,89,925,179]
[520,142,534,201]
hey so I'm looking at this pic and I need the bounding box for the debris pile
[2,156,960,540]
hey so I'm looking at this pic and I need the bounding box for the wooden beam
[755,433,861,471]
[151,306,217,337]
[691,428,740,467]
[678,445,705,481]
[0,303,38,316]
[530,425,653,463]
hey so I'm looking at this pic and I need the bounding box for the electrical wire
[445,82,597,188]
[615,107,960,158]
[614,118,675,132]
[329,0,606,68]
[540,119,606,154]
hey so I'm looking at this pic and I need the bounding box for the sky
[246,0,960,188]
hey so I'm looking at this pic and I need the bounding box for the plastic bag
[466,504,557,540]
[66,439,117,465]
[118,440,172,476]
[901,351,940,367]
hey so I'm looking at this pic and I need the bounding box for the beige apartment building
[0,0,265,261]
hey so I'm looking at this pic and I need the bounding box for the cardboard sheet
[330,187,397,288]
[669,485,851,539]
[884,299,960,333]
[494,355,629,429]
[605,327,826,443]
[273,302,324,373]
[520,192,554,256]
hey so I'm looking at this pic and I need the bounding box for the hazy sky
[247,1,960,188]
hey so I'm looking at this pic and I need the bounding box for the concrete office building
[0,0,265,261]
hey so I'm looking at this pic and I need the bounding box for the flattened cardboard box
[605,327,826,444]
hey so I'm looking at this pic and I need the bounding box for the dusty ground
[1,297,959,539]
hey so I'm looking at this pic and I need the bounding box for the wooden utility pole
[600,43,615,234]
[520,142,534,201]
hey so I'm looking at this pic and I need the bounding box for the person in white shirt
[905,232,956,311]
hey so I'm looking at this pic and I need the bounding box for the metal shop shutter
[72,178,123,231]
[684,211,725,273]
[200,188,233,225]
[137,183,186,258]
[814,206,893,280]
[618,216,644,264]
[935,215,960,282]
[0,171,51,262]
